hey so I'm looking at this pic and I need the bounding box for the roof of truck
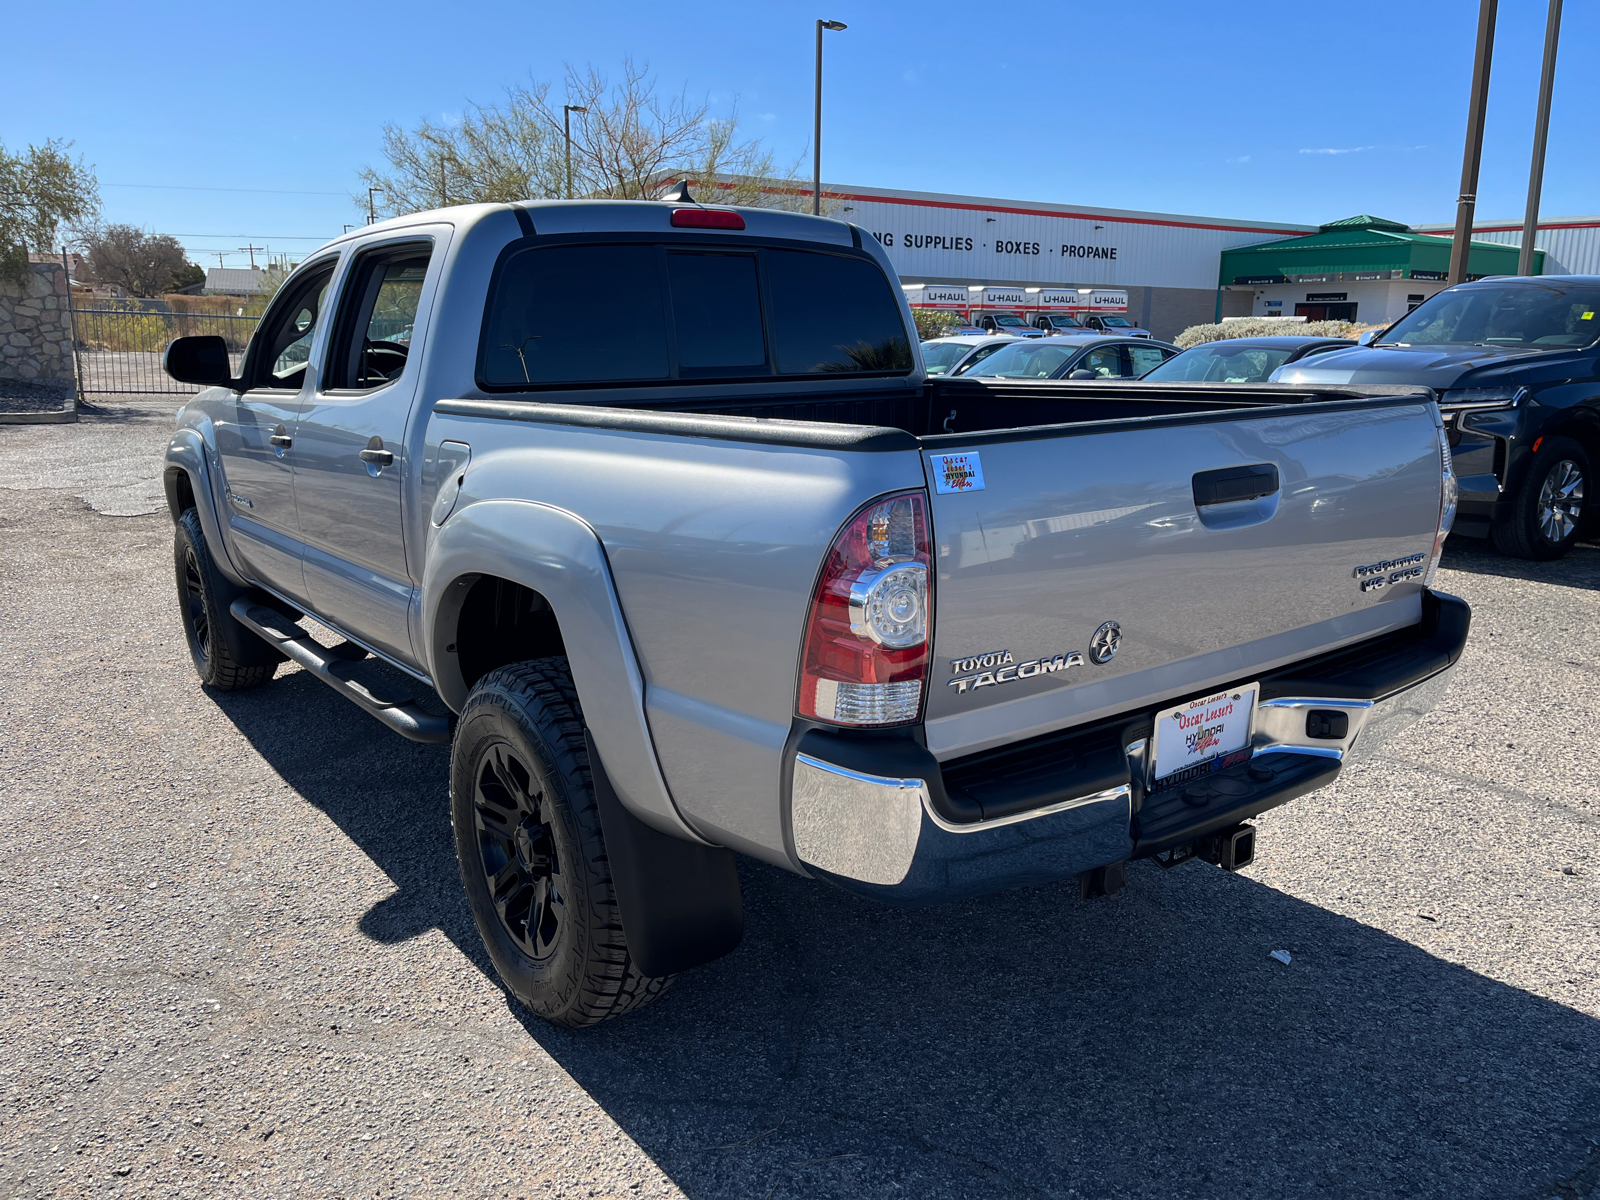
[323,199,861,254]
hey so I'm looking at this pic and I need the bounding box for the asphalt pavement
[0,397,1596,1200]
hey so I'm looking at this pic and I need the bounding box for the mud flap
[586,732,744,978]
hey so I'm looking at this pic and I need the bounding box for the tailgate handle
[1193,463,1279,507]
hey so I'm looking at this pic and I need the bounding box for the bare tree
[552,61,812,210]
[0,139,99,282]
[80,224,194,297]
[358,82,566,215]
[359,61,814,218]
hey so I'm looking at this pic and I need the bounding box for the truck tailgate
[921,396,1444,758]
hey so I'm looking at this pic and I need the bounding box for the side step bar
[229,599,452,744]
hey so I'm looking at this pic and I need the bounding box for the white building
[1410,215,1600,276]
[813,182,1313,339]
[203,267,266,296]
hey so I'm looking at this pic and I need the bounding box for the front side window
[479,242,907,387]
[1079,346,1123,378]
[950,342,1008,375]
[1381,282,1600,349]
[1143,343,1292,382]
[326,242,433,390]
[920,341,973,375]
[250,260,337,390]
[965,341,1075,378]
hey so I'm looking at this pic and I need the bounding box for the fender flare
[421,498,708,845]
[165,427,251,588]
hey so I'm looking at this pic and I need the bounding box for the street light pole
[563,105,588,201]
[1448,0,1498,286]
[1519,0,1562,277]
[813,19,847,216]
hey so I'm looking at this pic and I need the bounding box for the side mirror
[1068,368,1096,380]
[1356,328,1383,346]
[165,335,233,386]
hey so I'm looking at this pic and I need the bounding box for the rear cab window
[479,238,910,389]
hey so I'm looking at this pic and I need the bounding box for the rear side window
[478,240,908,388]
[1126,343,1171,376]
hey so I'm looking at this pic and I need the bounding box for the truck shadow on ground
[214,675,1600,1200]
[1441,534,1600,589]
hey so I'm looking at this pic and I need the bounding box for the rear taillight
[671,208,745,230]
[1423,412,1458,587]
[799,491,932,726]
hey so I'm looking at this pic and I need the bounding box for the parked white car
[919,335,1020,377]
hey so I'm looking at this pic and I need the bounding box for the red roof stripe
[695,178,1304,237]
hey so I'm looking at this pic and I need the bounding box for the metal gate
[67,297,257,399]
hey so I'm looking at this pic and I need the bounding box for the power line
[104,182,352,197]
[168,232,334,240]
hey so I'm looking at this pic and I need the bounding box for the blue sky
[8,0,1595,269]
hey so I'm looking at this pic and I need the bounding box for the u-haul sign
[972,287,1026,308]
[903,284,972,308]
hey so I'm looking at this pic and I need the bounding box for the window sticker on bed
[931,452,985,494]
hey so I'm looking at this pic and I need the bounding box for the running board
[229,599,452,744]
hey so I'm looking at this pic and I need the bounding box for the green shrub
[1173,318,1372,350]
[913,309,963,341]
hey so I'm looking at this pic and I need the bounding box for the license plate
[1150,683,1259,791]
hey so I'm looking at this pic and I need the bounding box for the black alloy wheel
[449,659,670,1027]
[181,542,211,661]
[172,507,276,690]
[471,742,566,961]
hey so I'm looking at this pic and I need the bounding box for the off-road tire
[1492,436,1589,561]
[173,508,276,690]
[451,658,671,1028]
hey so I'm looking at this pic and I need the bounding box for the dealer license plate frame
[1149,682,1260,792]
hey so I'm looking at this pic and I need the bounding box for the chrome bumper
[790,661,1457,893]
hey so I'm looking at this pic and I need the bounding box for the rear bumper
[787,590,1470,904]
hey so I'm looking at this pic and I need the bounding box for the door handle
[268,434,293,448]
[1193,464,1279,507]
[359,434,394,469]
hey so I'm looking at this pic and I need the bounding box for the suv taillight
[798,491,932,726]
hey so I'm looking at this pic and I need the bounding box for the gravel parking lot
[1,397,1596,1199]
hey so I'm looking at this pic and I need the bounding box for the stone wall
[0,262,76,400]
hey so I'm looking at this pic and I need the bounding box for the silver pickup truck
[161,197,1468,1027]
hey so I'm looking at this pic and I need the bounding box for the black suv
[1275,276,1598,560]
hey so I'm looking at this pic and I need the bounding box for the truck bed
[442,380,1434,443]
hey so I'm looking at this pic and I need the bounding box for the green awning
[1220,216,1541,285]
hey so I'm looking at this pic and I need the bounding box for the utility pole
[238,244,265,269]
[1449,0,1498,286]
[563,105,588,200]
[813,19,848,215]
[367,187,383,225]
[215,252,226,268]
[1519,0,1562,277]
